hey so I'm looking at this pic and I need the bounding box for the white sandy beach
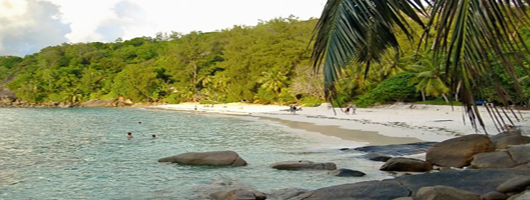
[154,102,530,146]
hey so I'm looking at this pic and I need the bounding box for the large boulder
[271,160,336,170]
[471,151,519,169]
[481,191,508,200]
[496,135,530,149]
[210,189,266,200]
[288,180,410,200]
[426,134,495,168]
[380,157,433,172]
[158,151,247,167]
[414,185,480,200]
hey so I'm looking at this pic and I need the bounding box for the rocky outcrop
[328,168,366,177]
[490,130,523,148]
[426,134,494,168]
[81,98,134,107]
[287,169,530,199]
[481,191,508,200]
[270,160,336,170]
[210,189,266,200]
[414,185,480,200]
[380,157,433,172]
[158,151,247,167]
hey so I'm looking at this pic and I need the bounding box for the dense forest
[0,17,529,107]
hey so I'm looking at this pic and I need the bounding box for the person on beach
[351,104,357,114]
[152,134,157,139]
[345,104,352,114]
[127,132,133,139]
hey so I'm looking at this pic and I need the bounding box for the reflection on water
[0,108,391,199]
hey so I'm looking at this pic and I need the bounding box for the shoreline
[153,102,530,145]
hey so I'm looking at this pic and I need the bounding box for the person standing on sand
[351,104,357,114]
[127,132,133,139]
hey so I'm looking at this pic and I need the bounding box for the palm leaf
[313,0,530,132]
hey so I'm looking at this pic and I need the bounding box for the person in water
[152,134,157,139]
[127,132,133,139]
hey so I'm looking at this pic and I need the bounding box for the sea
[0,107,391,200]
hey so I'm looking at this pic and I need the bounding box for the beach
[154,102,530,145]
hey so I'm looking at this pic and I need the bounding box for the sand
[153,102,530,145]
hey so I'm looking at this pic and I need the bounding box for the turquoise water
[0,108,388,200]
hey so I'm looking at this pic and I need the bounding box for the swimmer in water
[127,132,133,139]
[152,134,156,139]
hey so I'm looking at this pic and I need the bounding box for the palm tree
[258,68,289,94]
[312,0,530,132]
[408,54,450,102]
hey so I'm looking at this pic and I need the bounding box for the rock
[380,157,433,172]
[414,185,480,200]
[158,151,247,167]
[396,169,530,196]
[288,180,410,200]
[496,176,530,193]
[507,145,530,164]
[286,169,530,199]
[354,142,438,156]
[471,151,518,169]
[481,191,508,200]
[328,168,366,177]
[81,99,117,107]
[266,188,308,200]
[490,130,523,148]
[271,160,336,170]
[210,189,266,200]
[364,152,392,162]
[496,135,530,149]
[426,134,495,168]
[507,189,530,200]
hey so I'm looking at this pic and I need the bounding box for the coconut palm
[312,0,530,131]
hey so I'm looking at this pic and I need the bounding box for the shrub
[355,72,419,107]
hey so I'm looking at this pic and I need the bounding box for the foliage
[356,73,419,107]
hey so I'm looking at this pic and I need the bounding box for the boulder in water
[158,151,247,167]
[426,134,494,168]
[270,160,336,170]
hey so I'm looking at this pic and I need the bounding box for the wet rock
[426,134,494,168]
[380,157,433,172]
[328,168,366,177]
[471,151,518,169]
[496,176,530,193]
[158,151,247,167]
[364,152,392,162]
[271,160,336,170]
[415,185,480,200]
[354,142,437,156]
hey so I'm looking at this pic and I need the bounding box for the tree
[312,0,530,132]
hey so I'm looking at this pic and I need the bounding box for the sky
[0,0,327,56]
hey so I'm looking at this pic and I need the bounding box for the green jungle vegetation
[0,16,529,108]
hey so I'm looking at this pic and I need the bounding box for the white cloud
[1,0,326,56]
[0,0,70,56]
